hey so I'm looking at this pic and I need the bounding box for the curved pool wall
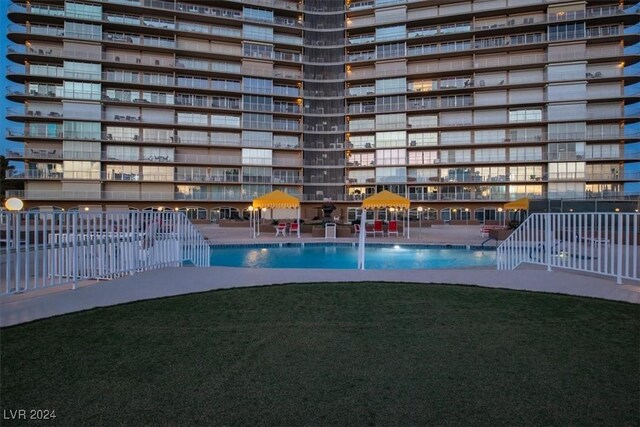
[210,243,496,270]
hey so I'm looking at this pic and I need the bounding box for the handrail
[0,211,210,295]
[497,213,639,283]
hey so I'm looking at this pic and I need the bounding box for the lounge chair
[387,220,399,236]
[373,220,384,237]
[275,223,287,236]
[289,222,299,236]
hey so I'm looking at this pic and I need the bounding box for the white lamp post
[497,207,504,227]
[465,207,469,226]
[4,198,24,287]
[417,206,423,239]
[247,206,254,238]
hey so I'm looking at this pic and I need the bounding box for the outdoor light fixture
[4,197,24,212]
[84,207,89,211]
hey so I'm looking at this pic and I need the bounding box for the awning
[504,197,529,210]
[361,190,411,210]
[252,190,300,209]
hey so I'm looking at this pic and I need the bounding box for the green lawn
[1,283,638,426]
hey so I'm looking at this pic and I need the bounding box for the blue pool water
[210,245,496,269]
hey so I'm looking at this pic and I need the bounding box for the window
[177,112,208,125]
[64,81,101,100]
[243,95,272,112]
[64,61,100,80]
[243,77,273,94]
[376,167,407,183]
[63,161,100,179]
[243,6,273,22]
[64,21,101,40]
[211,114,240,127]
[408,150,438,165]
[549,23,585,41]
[243,113,272,129]
[375,131,406,148]
[243,43,274,59]
[548,162,585,180]
[64,121,100,139]
[408,132,437,147]
[376,42,405,59]
[242,148,272,165]
[509,108,542,123]
[376,25,406,42]
[375,77,406,94]
[142,166,173,181]
[376,114,405,130]
[376,95,406,113]
[243,131,272,147]
[408,79,436,92]
[243,24,273,41]
[377,149,406,165]
[65,2,102,19]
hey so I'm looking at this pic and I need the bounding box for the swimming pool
[210,244,496,269]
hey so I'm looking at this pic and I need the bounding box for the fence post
[545,213,552,271]
[72,211,78,290]
[617,214,623,285]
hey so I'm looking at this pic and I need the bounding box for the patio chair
[289,222,299,236]
[365,223,376,236]
[353,223,360,236]
[373,220,384,237]
[387,220,399,236]
[275,223,287,236]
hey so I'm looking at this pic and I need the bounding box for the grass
[1,282,638,426]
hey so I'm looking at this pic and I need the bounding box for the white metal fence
[0,211,210,295]
[497,213,639,283]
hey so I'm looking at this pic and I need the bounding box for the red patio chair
[387,220,399,236]
[373,220,384,237]
[289,222,300,236]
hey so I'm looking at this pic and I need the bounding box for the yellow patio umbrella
[251,190,301,238]
[358,190,411,270]
[504,197,529,211]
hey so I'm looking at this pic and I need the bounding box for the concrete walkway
[2,224,639,327]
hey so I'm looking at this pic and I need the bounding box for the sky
[0,1,637,192]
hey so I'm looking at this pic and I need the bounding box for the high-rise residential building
[5,0,639,222]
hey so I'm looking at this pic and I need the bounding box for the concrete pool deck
[1,224,639,327]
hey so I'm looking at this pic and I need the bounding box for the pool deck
[1,224,639,327]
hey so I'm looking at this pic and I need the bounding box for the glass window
[243,42,274,59]
[243,95,273,112]
[509,108,543,123]
[64,21,101,40]
[549,23,585,41]
[211,114,240,127]
[242,148,272,165]
[63,61,100,80]
[142,166,173,181]
[177,112,208,125]
[376,25,406,42]
[375,77,406,94]
[243,113,272,129]
[376,167,406,182]
[63,160,100,179]
[376,131,406,148]
[243,6,274,23]
[243,131,272,147]
[377,149,406,165]
[64,121,100,139]
[408,132,437,147]
[64,81,101,100]
[243,77,273,94]
[65,2,102,19]
[243,24,273,41]
[408,150,438,165]
[376,42,405,59]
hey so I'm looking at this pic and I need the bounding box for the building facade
[5,0,640,222]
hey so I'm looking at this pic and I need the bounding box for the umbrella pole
[358,209,366,270]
